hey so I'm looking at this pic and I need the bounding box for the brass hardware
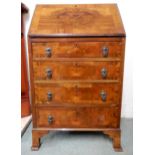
[102,47,109,57]
[45,47,52,57]
[46,68,52,79]
[47,91,52,101]
[101,68,107,78]
[48,115,54,124]
[100,91,107,101]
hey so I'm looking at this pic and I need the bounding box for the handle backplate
[47,91,52,101]
[46,68,52,79]
[102,47,109,57]
[48,115,54,124]
[45,47,52,57]
[100,91,107,101]
[101,68,107,78]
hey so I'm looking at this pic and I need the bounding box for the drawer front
[33,61,121,81]
[34,83,120,105]
[36,107,120,128]
[32,42,122,58]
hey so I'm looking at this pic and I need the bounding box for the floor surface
[21,115,32,136]
[21,118,133,155]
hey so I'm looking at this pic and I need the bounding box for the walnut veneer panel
[29,4,125,37]
[34,83,120,105]
[32,42,122,58]
[36,107,120,128]
[33,61,121,81]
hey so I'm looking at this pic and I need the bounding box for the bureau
[28,4,126,151]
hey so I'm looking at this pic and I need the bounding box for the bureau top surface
[29,4,125,37]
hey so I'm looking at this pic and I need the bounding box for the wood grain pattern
[36,107,120,128]
[33,61,121,81]
[32,42,122,58]
[30,37,123,42]
[34,83,120,105]
[31,130,49,150]
[104,129,122,151]
[28,4,126,152]
[29,4,125,37]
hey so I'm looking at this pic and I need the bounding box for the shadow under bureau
[28,4,126,151]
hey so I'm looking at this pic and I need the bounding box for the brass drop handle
[46,68,52,79]
[45,47,52,57]
[100,91,107,101]
[102,47,109,57]
[48,115,54,124]
[47,91,52,101]
[101,68,107,78]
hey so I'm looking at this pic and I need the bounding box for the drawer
[33,61,121,81]
[32,42,122,58]
[36,107,120,128]
[34,83,120,105]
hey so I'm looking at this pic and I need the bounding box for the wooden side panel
[34,83,120,105]
[33,61,121,80]
[32,42,122,58]
[21,36,29,94]
[36,107,120,128]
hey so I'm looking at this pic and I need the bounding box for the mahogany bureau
[28,4,126,151]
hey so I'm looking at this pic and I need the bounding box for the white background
[22,0,133,118]
[0,0,155,155]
